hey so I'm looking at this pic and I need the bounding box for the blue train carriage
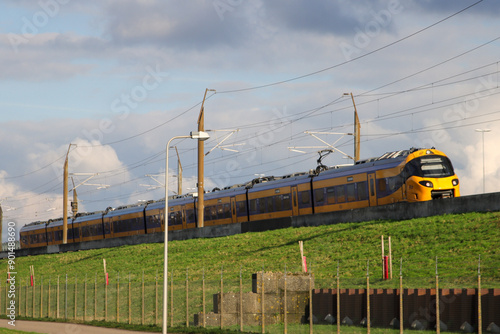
[203,184,248,226]
[46,217,79,245]
[144,200,165,233]
[311,162,373,213]
[19,221,47,249]
[73,211,105,242]
[246,173,312,221]
[165,195,197,230]
[103,204,147,238]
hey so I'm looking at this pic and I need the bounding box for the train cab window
[406,155,454,178]
[327,187,335,204]
[346,183,356,202]
[315,189,324,203]
[335,186,346,203]
[283,194,291,210]
[357,182,368,200]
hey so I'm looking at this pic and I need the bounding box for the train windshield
[405,155,455,178]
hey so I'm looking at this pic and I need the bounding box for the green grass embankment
[3,211,499,288]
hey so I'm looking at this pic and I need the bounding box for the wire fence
[2,257,499,333]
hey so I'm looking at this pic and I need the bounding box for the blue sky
[1,0,500,238]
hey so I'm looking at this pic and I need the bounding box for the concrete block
[252,271,314,293]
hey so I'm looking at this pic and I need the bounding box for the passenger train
[20,147,460,249]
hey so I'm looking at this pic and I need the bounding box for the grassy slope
[4,212,500,288]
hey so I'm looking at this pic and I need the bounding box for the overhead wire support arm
[205,129,243,155]
[288,131,354,161]
[68,173,108,191]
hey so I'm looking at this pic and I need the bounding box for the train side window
[346,183,356,202]
[283,194,291,210]
[258,198,266,213]
[275,195,282,211]
[175,212,182,225]
[267,196,274,212]
[186,209,195,223]
[104,223,111,235]
[301,191,310,205]
[336,186,346,203]
[223,203,231,218]
[217,204,224,219]
[357,182,368,200]
[378,178,387,192]
[315,188,324,203]
[249,199,257,214]
[210,206,217,221]
[327,187,335,204]
[238,201,247,216]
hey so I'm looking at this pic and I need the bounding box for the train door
[368,173,377,207]
[181,205,187,229]
[291,186,299,216]
[400,167,407,201]
[230,197,237,223]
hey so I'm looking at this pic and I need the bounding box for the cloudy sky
[1,0,500,239]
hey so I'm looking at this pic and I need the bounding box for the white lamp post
[163,131,209,334]
[475,129,491,194]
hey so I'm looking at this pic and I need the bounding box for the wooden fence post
[337,261,340,334]
[186,268,189,327]
[240,266,243,332]
[284,265,288,334]
[142,270,145,325]
[117,272,120,323]
[367,260,371,334]
[400,258,403,334]
[74,275,77,320]
[202,268,206,328]
[221,265,224,329]
[478,255,482,334]
[436,257,440,334]
[261,266,264,334]
[128,273,131,325]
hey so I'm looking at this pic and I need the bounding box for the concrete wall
[4,192,500,258]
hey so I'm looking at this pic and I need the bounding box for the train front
[404,148,460,202]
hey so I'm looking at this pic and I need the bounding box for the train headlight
[452,179,459,186]
[419,180,433,188]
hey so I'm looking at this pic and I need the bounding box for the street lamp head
[475,129,491,133]
[190,131,210,141]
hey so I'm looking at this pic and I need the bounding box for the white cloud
[1,0,500,236]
